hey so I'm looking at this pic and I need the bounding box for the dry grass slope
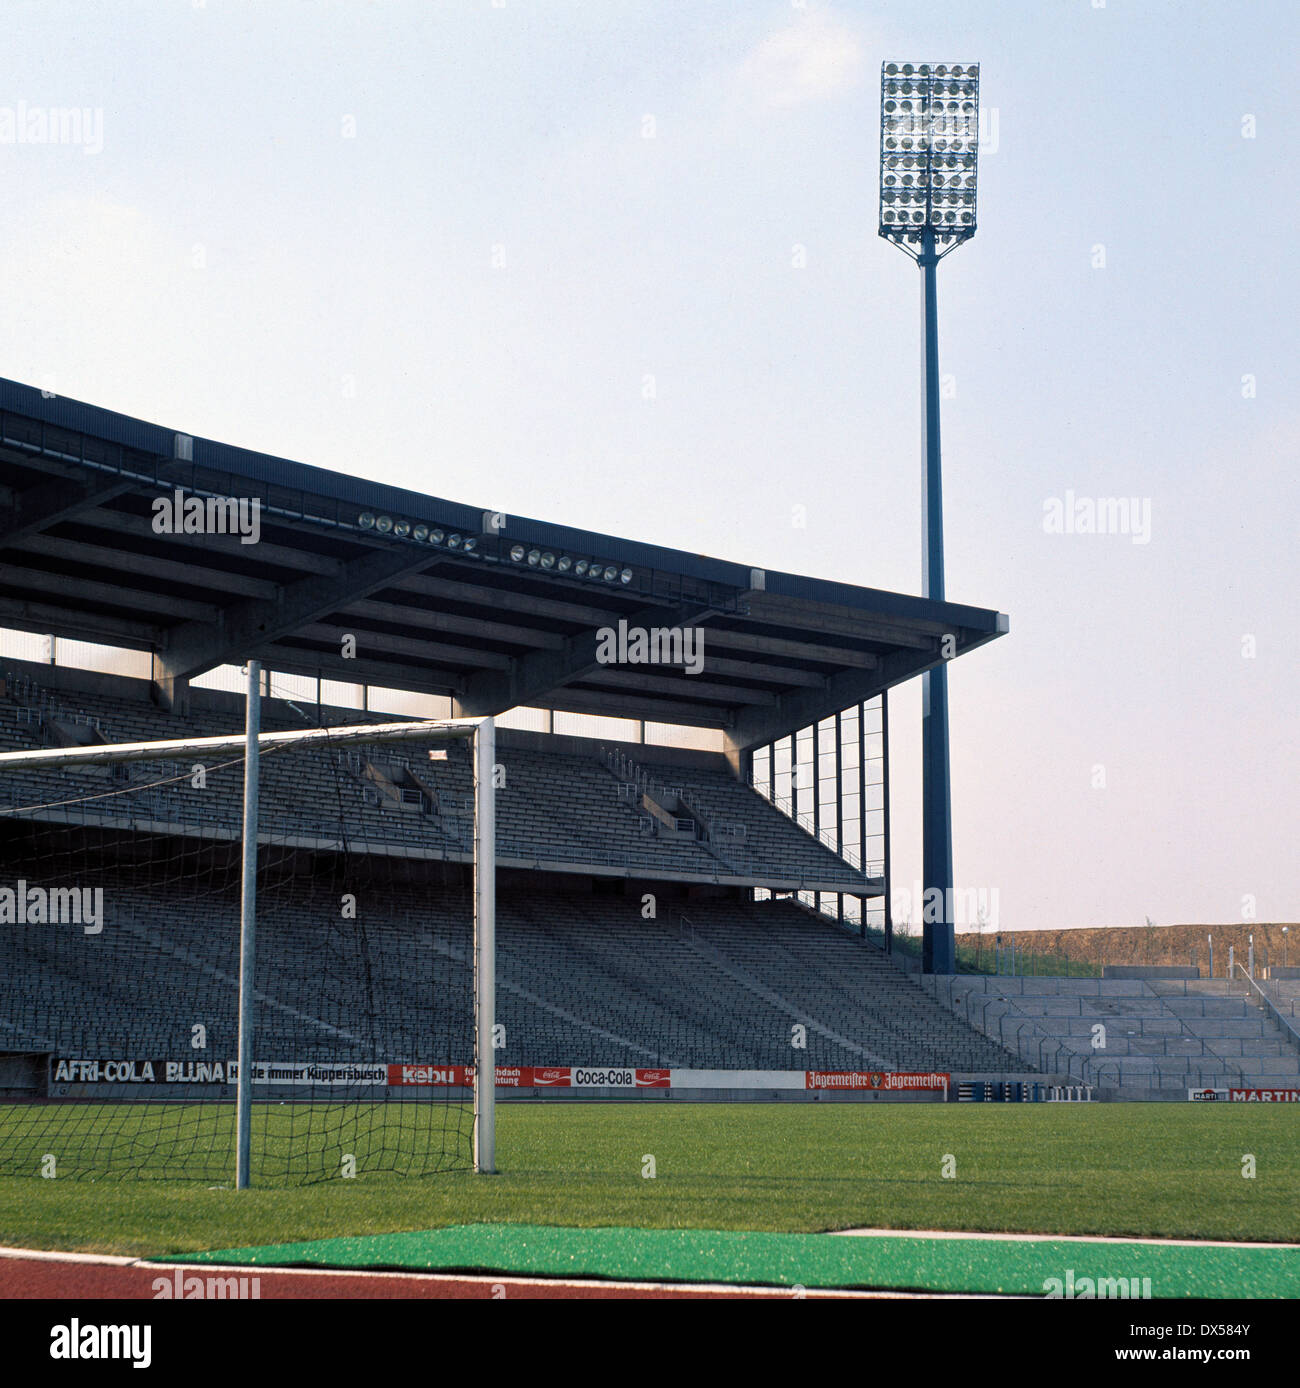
[956,922,1300,975]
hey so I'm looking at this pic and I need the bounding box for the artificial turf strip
[171,1223,1300,1298]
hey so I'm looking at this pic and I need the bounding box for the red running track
[0,1254,865,1300]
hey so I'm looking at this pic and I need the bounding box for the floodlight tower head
[879,62,980,263]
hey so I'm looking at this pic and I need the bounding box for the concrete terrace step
[928,972,1300,1093]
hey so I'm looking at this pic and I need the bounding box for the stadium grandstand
[0,372,1037,1152]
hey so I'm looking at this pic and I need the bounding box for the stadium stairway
[922,975,1300,1097]
[592,752,870,891]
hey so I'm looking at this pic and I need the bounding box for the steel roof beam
[0,473,138,550]
[8,533,281,601]
[286,622,513,669]
[453,600,720,717]
[74,506,343,577]
[0,563,219,622]
[535,685,731,729]
[699,626,879,668]
[0,596,162,650]
[725,624,1006,758]
[587,668,777,706]
[241,649,464,701]
[151,544,452,705]
[337,596,567,651]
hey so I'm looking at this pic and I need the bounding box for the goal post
[474,713,495,1175]
[235,660,261,1189]
[0,688,496,1183]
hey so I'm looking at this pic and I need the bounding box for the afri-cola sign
[52,1059,236,1084]
[51,1059,388,1086]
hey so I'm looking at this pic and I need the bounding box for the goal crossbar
[0,717,480,772]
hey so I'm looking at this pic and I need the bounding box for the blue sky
[1,1,1295,928]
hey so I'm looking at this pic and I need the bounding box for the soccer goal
[0,662,495,1185]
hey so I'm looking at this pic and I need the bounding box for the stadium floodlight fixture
[374,514,394,534]
[557,555,573,573]
[602,565,618,582]
[429,528,445,545]
[880,61,979,261]
[619,568,633,584]
[527,548,541,566]
[540,551,556,569]
[447,532,462,548]
[413,524,429,542]
[393,519,411,539]
[461,535,478,554]
[509,543,525,562]
[587,565,604,581]
[358,511,376,529]
[574,559,589,576]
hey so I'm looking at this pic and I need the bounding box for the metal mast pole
[882,691,894,954]
[880,61,979,976]
[235,660,261,1190]
[919,226,954,975]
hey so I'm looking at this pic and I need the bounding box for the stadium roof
[0,376,1007,753]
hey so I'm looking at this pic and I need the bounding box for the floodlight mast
[879,61,980,975]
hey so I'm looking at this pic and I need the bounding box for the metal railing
[4,671,105,738]
[1231,962,1300,1054]
[752,784,884,878]
[925,975,1081,1080]
[921,975,1250,1092]
[600,744,859,884]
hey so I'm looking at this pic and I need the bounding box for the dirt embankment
[955,922,1299,973]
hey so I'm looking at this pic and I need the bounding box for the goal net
[0,684,493,1186]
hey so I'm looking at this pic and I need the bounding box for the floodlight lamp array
[506,543,634,586]
[354,511,638,586]
[879,62,980,253]
[357,511,480,554]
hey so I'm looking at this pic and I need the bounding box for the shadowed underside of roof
[0,377,1007,749]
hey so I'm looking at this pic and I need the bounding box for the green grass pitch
[0,1101,1295,1259]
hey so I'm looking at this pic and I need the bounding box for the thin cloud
[734,14,864,109]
